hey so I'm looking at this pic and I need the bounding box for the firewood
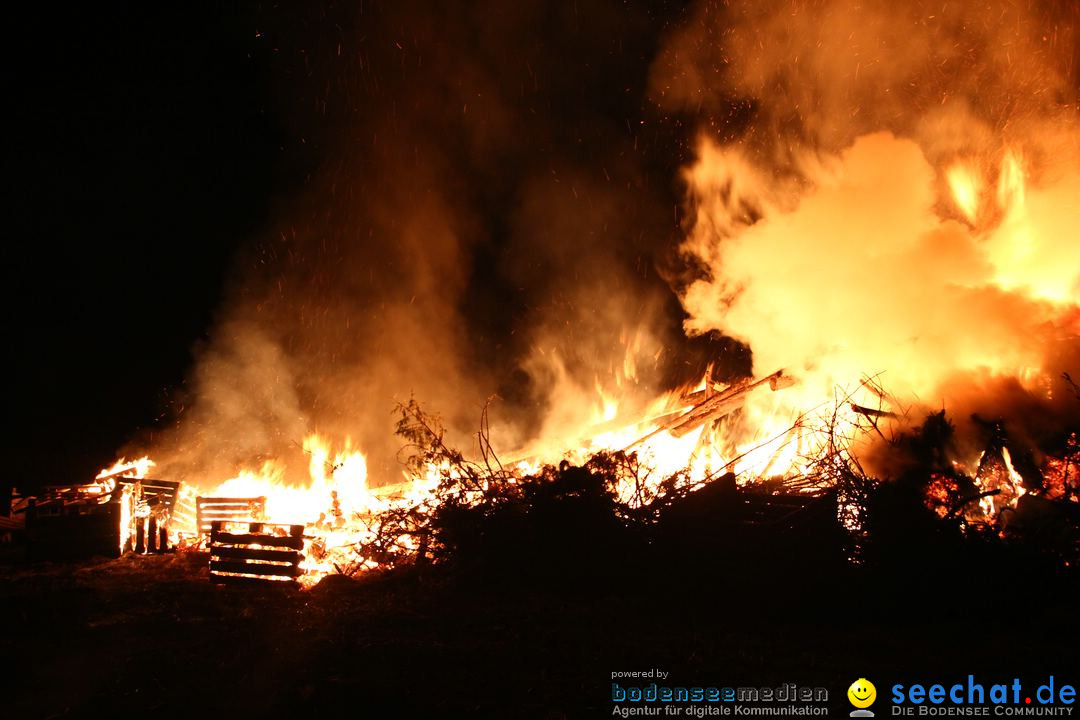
[850,403,898,419]
[627,370,789,448]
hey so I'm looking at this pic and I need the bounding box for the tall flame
[947,162,982,224]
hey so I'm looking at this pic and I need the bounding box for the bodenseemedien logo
[849,678,877,717]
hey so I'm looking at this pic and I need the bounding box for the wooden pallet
[118,477,182,553]
[2,489,27,541]
[208,521,305,586]
[196,496,267,537]
[171,487,197,537]
[118,478,181,513]
[26,482,136,559]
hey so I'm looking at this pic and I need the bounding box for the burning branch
[626,369,789,450]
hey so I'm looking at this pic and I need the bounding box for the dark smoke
[143,1,703,486]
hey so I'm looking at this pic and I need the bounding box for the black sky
[8,5,291,486]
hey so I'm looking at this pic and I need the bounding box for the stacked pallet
[208,521,305,586]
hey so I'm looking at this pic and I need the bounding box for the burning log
[94,468,136,483]
[850,404,898,420]
[677,369,791,406]
[945,488,1001,520]
[628,369,789,448]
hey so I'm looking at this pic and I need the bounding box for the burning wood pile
[7,359,1077,588]
[15,458,187,559]
[25,0,1074,593]
[22,480,135,559]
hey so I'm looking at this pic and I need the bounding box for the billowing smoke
[140,2,689,487]
[652,0,1080,468]
[129,0,1079,491]
[650,0,1078,156]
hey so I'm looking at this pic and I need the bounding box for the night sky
[9,5,294,487]
[7,2,711,491]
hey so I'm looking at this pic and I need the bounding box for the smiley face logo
[848,679,877,709]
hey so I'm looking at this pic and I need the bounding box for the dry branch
[850,404,898,420]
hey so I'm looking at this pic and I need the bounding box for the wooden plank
[195,500,262,511]
[197,496,267,536]
[201,516,261,525]
[210,574,298,587]
[29,528,120,544]
[667,395,748,437]
[33,503,119,517]
[147,516,159,552]
[0,516,24,530]
[142,485,179,494]
[628,370,789,449]
[29,508,121,528]
[210,520,302,532]
[210,532,305,550]
[210,560,302,577]
[117,477,180,491]
[197,497,268,505]
[135,521,145,553]
[197,497,267,508]
[26,511,124,559]
[140,478,180,490]
[199,510,265,520]
[211,546,303,563]
[43,485,122,502]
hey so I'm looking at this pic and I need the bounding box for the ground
[2,550,1077,718]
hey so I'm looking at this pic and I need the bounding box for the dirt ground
[1,550,1077,718]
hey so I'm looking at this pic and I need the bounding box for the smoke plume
[142,2,688,486]
[652,0,1080,466]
